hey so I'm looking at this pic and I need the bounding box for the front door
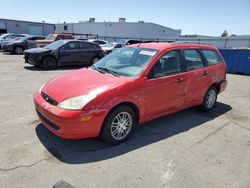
[59,41,81,65]
[145,50,187,118]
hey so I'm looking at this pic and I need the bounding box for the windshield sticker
[139,51,157,56]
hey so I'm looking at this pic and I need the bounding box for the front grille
[36,110,60,130]
[41,92,58,106]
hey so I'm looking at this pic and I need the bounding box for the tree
[221,30,228,37]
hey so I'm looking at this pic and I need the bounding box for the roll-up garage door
[0,21,7,33]
[29,25,43,35]
[0,21,6,29]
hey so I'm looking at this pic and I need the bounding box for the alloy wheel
[110,112,133,140]
[205,89,216,109]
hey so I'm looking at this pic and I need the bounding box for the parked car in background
[33,42,227,144]
[36,33,73,47]
[2,36,45,54]
[101,42,125,55]
[118,39,142,45]
[88,39,108,45]
[24,40,104,69]
[0,33,29,50]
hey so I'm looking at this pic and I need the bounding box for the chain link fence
[98,36,250,49]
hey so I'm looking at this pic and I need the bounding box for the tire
[101,105,136,145]
[14,46,24,55]
[201,86,217,111]
[42,56,57,70]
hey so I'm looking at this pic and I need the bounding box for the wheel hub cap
[111,112,132,140]
[206,90,216,108]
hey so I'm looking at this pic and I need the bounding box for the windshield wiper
[97,66,120,77]
[91,64,105,74]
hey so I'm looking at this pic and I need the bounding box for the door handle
[202,71,209,76]
[176,78,184,83]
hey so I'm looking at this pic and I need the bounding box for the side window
[80,42,92,49]
[202,50,222,66]
[183,50,204,71]
[28,37,36,40]
[148,50,182,79]
[64,42,79,51]
[56,35,64,40]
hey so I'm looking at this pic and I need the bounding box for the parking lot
[0,52,249,187]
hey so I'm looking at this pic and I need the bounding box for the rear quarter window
[202,50,222,66]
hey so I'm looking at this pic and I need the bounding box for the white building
[55,18,181,41]
[0,18,55,36]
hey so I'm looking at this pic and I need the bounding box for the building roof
[0,18,54,25]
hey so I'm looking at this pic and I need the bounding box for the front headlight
[57,95,96,110]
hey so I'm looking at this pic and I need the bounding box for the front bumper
[24,53,40,65]
[34,92,108,139]
[2,45,14,52]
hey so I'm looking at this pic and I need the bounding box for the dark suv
[24,40,104,69]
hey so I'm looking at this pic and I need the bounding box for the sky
[1,0,249,36]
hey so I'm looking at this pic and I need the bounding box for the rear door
[145,50,188,117]
[79,42,97,64]
[59,41,81,65]
[181,49,212,106]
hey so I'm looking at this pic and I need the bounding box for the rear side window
[64,42,79,50]
[80,42,92,49]
[183,50,204,71]
[202,50,222,66]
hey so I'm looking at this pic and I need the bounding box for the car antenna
[137,41,143,47]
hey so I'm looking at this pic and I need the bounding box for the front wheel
[42,56,57,70]
[101,106,136,145]
[14,46,24,55]
[201,86,217,111]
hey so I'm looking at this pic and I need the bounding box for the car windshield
[92,47,158,77]
[17,36,30,42]
[44,40,66,49]
[0,34,8,39]
[45,34,57,40]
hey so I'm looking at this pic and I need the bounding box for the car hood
[4,40,22,45]
[24,47,51,54]
[41,68,133,103]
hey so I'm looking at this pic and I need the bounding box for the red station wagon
[34,42,227,144]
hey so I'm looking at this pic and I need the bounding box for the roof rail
[174,41,212,45]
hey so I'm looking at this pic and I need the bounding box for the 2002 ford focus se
[34,42,227,144]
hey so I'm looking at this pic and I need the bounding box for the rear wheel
[201,86,217,111]
[101,105,136,145]
[42,56,57,70]
[14,46,24,55]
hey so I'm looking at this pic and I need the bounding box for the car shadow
[24,65,86,71]
[36,102,232,164]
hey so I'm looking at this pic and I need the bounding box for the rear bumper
[34,92,108,139]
